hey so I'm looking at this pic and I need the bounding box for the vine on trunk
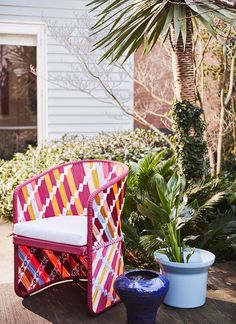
[171,101,209,181]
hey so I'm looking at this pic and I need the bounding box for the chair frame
[13,160,129,314]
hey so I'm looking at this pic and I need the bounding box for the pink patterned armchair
[13,160,129,314]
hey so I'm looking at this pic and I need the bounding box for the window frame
[0,21,48,144]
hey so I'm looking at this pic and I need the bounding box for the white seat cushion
[14,216,87,246]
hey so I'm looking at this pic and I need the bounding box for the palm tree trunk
[169,13,195,103]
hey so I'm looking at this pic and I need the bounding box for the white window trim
[0,20,48,144]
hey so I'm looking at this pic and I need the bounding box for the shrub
[127,168,236,267]
[123,151,176,267]
[0,129,168,222]
[185,176,236,259]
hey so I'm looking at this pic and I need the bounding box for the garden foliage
[0,129,167,222]
[185,177,236,258]
[1,129,235,264]
[123,151,177,266]
[123,152,236,267]
[139,172,199,263]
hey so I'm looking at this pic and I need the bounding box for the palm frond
[89,0,236,62]
[122,219,155,266]
[187,176,236,206]
[89,0,170,62]
[136,150,168,192]
[198,191,228,214]
[126,162,138,188]
[140,234,164,256]
[197,208,236,252]
[156,155,176,178]
[122,219,142,252]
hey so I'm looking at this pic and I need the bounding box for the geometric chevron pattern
[15,161,123,223]
[13,160,129,314]
[91,241,124,314]
[92,177,127,245]
[17,245,88,295]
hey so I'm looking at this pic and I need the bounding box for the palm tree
[89,0,236,104]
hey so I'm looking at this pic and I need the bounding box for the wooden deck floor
[0,262,235,324]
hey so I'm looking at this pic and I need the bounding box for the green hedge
[0,129,167,222]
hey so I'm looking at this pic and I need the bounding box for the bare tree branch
[45,15,174,148]
[134,78,172,106]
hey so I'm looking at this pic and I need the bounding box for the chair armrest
[87,171,128,247]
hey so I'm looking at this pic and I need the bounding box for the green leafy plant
[197,209,236,256]
[124,151,175,227]
[123,150,176,267]
[124,155,236,267]
[123,151,236,267]
[138,172,199,263]
[141,174,236,260]
[171,101,209,182]
[184,177,236,257]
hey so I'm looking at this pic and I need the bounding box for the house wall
[0,0,133,141]
[134,44,173,130]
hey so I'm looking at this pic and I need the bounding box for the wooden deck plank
[0,262,235,323]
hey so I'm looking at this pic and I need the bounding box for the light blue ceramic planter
[154,248,215,308]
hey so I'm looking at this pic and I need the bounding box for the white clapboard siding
[48,115,130,125]
[49,123,131,134]
[0,0,133,141]
[48,106,123,114]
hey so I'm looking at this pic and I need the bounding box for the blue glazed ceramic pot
[114,269,169,324]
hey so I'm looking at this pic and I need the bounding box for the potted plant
[138,172,215,308]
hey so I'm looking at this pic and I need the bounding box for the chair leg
[14,244,28,297]
[88,241,124,314]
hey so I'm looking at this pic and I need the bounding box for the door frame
[0,20,48,144]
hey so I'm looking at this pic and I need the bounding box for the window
[0,23,47,159]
